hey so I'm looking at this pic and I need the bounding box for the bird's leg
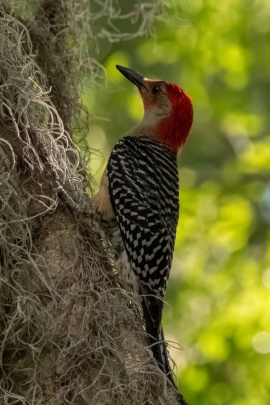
[55,183,88,216]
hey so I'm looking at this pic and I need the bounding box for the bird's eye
[152,85,161,95]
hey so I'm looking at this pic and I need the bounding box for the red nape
[156,83,193,153]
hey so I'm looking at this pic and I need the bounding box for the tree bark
[0,1,187,404]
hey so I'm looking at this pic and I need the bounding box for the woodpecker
[92,65,193,388]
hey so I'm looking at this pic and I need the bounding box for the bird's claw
[55,183,86,215]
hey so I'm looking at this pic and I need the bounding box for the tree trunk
[0,1,187,404]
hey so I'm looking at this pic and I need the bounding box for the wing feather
[108,136,179,328]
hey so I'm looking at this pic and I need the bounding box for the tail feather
[142,298,178,390]
[158,327,178,389]
[147,321,189,404]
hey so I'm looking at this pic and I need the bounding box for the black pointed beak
[116,65,147,90]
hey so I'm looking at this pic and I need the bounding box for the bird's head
[116,65,193,154]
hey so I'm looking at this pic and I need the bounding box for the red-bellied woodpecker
[92,65,193,389]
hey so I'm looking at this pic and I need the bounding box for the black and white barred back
[107,136,179,326]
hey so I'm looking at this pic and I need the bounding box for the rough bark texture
[0,1,187,404]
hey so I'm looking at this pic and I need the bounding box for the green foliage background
[84,1,270,403]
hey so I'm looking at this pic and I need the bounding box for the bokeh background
[83,1,270,404]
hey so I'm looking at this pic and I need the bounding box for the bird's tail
[152,325,178,390]
[142,300,177,389]
[148,325,189,404]
[159,327,178,388]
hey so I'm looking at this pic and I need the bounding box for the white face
[142,102,171,128]
[140,80,172,129]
